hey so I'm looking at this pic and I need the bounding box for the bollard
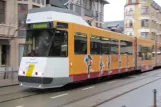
[154,89,157,107]
[3,72,6,79]
[11,67,13,83]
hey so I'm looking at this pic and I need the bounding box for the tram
[18,6,159,89]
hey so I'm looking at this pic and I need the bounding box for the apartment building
[0,0,46,70]
[124,0,161,42]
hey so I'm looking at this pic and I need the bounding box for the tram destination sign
[27,22,53,30]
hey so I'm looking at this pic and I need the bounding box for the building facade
[124,0,161,42]
[0,0,46,70]
[0,0,107,70]
[47,0,109,27]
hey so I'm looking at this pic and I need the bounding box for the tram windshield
[24,30,68,57]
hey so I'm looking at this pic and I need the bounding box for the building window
[125,8,133,16]
[1,45,7,65]
[141,32,149,38]
[41,0,44,5]
[126,20,133,28]
[74,32,87,54]
[127,0,137,4]
[32,0,36,2]
[141,19,149,27]
[141,6,149,15]
[96,22,98,27]
[37,0,40,4]
[76,0,81,5]
[131,0,136,3]
[18,4,28,29]
[18,4,28,11]
[70,4,73,10]
[0,1,5,24]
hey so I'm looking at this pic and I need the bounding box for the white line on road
[16,105,24,107]
[82,86,95,91]
[50,93,68,99]
[108,81,116,84]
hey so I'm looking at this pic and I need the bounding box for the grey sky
[104,0,161,22]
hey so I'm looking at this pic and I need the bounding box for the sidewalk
[0,79,19,87]
[0,71,19,87]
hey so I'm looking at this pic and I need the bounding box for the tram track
[92,77,161,107]
[0,70,160,105]
[56,71,161,107]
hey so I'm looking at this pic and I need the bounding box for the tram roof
[28,6,80,16]
[26,6,89,26]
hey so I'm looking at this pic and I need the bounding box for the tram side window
[139,46,153,60]
[138,45,142,57]
[110,39,119,54]
[120,40,133,55]
[74,32,87,54]
[101,37,111,55]
[90,35,102,55]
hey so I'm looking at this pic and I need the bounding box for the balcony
[0,24,17,39]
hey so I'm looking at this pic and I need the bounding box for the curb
[0,83,19,88]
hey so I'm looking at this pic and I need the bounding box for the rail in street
[0,69,161,107]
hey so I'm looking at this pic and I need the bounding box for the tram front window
[24,30,68,57]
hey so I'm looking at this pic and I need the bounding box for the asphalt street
[0,70,160,107]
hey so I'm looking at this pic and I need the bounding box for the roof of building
[104,20,124,28]
[151,1,161,12]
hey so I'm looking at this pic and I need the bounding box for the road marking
[16,105,24,107]
[50,93,68,99]
[108,81,116,84]
[82,86,95,91]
